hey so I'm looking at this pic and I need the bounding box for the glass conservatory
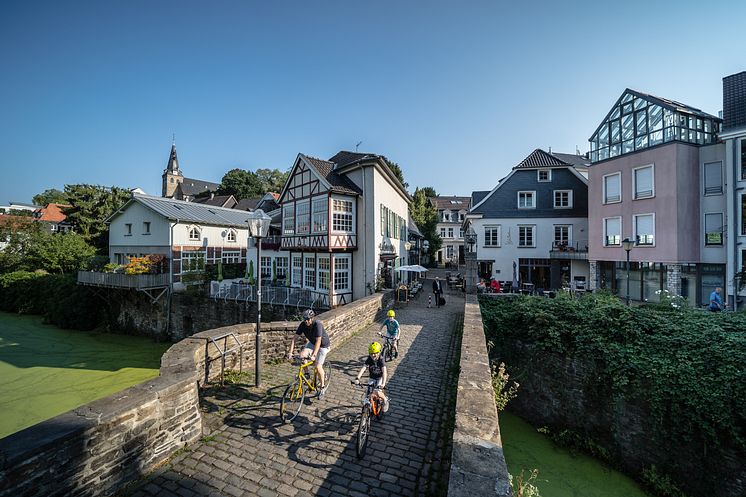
[589,90,722,163]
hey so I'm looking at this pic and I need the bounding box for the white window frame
[517,191,536,209]
[332,199,353,233]
[704,212,723,246]
[633,164,655,200]
[603,172,622,204]
[554,224,572,245]
[283,204,295,235]
[312,197,328,233]
[537,169,552,182]
[703,161,723,196]
[222,250,241,263]
[553,190,573,209]
[260,256,272,279]
[518,225,536,247]
[226,229,237,243]
[446,245,454,259]
[296,200,310,235]
[334,255,351,292]
[304,255,316,289]
[633,213,655,246]
[484,225,501,247]
[447,227,454,238]
[292,255,302,286]
[188,226,201,241]
[275,256,289,279]
[440,227,446,237]
[318,256,330,290]
[603,216,622,246]
[181,251,206,273]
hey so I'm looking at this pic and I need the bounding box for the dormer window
[538,170,551,182]
[518,191,536,209]
[189,227,201,241]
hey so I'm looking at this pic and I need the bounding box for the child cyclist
[379,309,400,358]
[351,342,390,412]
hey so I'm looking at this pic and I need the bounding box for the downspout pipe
[166,219,178,338]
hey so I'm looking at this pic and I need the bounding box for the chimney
[722,71,746,131]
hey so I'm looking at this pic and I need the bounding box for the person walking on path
[432,277,443,308]
[287,309,331,398]
[709,287,724,312]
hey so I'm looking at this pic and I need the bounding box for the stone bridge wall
[448,294,511,496]
[0,291,393,497]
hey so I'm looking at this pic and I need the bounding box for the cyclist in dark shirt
[288,309,331,397]
[351,342,389,412]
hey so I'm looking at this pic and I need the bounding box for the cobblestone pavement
[126,282,464,497]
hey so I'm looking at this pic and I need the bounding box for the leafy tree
[33,188,68,206]
[420,186,437,198]
[62,184,132,252]
[382,158,408,190]
[25,230,96,274]
[409,187,442,262]
[255,168,289,193]
[219,169,263,200]
[7,209,33,217]
[0,217,39,273]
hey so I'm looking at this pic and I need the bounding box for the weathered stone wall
[499,340,746,497]
[448,294,511,497]
[0,291,393,497]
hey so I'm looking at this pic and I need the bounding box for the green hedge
[0,271,102,330]
[480,292,746,452]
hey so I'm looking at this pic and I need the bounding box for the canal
[0,312,169,439]
[501,411,652,497]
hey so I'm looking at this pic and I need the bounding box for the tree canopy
[409,186,442,262]
[219,167,289,200]
[62,184,132,252]
[383,158,408,190]
[33,188,68,206]
[0,221,95,274]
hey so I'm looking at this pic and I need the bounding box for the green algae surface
[0,312,170,439]
[501,411,652,497]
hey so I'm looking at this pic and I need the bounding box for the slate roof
[178,177,220,196]
[302,155,363,195]
[408,215,423,237]
[471,191,490,206]
[235,198,260,211]
[165,143,180,173]
[551,153,591,169]
[192,195,237,208]
[513,149,571,169]
[430,196,471,210]
[110,194,261,227]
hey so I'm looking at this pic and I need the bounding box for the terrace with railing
[77,271,171,290]
[210,281,330,310]
[549,239,589,260]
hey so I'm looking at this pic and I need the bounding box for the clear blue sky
[2,0,744,205]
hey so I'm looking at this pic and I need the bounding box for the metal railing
[77,271,171,289]
[205,331,243,386]
[210,281,330,310]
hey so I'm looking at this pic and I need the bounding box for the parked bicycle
[280,356,332,423]
[378,332,396,362]
[351,380,386,458]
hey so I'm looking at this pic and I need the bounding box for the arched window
[227,230,237,242]
[188,227,200,241]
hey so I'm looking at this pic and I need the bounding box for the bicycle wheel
[356,404,371,458]
[280,380,305,423]
[383,341,393,362]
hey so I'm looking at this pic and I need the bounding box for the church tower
[162,142,183,197]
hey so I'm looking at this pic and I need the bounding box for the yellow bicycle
[279,356,332,423]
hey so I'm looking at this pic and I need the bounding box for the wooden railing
[77,271,171,289]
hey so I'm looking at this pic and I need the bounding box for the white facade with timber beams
[273,151,412,307]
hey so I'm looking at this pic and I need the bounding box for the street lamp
[421,240,430,266]
[464,227,477,253]
[247,208,272,387]
[622,237,635,306]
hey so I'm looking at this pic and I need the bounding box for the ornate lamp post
[464,227,477,253]
[622,237,635,306]
[247,209,272,387]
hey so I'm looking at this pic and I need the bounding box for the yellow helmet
[368,342,382,354]
[387,310,395,318]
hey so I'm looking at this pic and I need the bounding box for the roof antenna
[548,146,552,154]
[355,141,362,152]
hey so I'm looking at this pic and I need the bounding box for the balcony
[77,271,171,289]
[549,241,589,260]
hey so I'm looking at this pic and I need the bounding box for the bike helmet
[368,342,382,355]
[302,309,315,320]
[387,310,395,318]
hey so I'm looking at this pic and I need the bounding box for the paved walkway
[126,282,464,497]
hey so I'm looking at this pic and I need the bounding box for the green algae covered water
[0,312,170,439]
[501,411,652,497]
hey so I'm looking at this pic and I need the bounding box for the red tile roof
[35,203,69,223]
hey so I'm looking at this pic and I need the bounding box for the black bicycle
[351,381,385,458]
[378,332,396,362]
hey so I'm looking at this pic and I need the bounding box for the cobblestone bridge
[128,286,464,497]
